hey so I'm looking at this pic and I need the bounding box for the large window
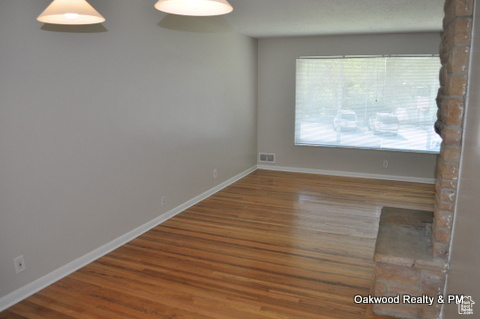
[295,56,442,153]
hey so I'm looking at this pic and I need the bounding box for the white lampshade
[154,0,233,16]
[37,0,105,25]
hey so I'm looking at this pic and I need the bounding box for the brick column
[433,0,473,259]
[372,3,473,318]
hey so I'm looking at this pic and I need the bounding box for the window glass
[295,56,442,153]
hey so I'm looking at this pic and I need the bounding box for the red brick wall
[434,0,473,258]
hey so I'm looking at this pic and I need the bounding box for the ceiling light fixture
[37,0,105,25]
[154,0,233,16]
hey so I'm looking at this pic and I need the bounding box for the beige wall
[0,0,257,302]
[257,33,441,181]
[443,3,480,317]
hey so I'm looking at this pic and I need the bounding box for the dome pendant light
[37,0,105,25]
[154,0,233,16]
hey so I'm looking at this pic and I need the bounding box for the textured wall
[433,0,474,258]
[443,0,480,317]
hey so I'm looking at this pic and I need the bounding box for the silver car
[369,113,399,135]
[333,110,358,131]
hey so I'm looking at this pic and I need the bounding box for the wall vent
[259,153,275,163]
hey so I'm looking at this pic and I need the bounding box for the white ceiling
[224,0,445,38]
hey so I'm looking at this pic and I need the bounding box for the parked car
[369,113,400,135]
[333,110,358,131]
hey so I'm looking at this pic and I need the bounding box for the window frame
[294,54,442,154]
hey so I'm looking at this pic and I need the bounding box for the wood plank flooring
[0,170,435,319]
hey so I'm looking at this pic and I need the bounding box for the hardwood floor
[0,170,435,319]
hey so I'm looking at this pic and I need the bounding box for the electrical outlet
[14,255,26,274]
[213,169,218,179]
[383,160,389,168]
[161,196,166,207]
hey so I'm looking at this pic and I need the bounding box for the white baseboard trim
[257,164,435,184]
[0,165,257,312]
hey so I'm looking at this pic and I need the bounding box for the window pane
[295,56,442,153]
